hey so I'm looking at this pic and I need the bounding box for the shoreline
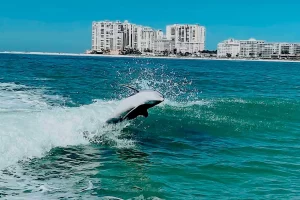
[1,51,300,63]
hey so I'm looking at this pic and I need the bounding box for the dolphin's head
[139,90,164,107]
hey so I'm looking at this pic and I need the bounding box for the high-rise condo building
[166,24,206,53]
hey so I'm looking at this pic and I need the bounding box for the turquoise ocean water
[0,54,299,199]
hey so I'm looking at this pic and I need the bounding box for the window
[171,28,175,35]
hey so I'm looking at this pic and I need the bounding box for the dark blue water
[0,54,300,199]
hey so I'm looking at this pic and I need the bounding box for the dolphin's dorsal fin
[121,84,139,94]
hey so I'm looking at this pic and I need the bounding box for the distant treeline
[200,50,217,54]
[89,49,217,56]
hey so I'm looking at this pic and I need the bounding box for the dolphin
[106,85,164,124]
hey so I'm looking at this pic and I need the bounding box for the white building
[92,20,206,54]
[153,30,173,53]
[154,37,175,53]
[166,24,206,53]
[257,42,300,58]
[92,20,159,53]
[92,20,124,53]
[217,38,240,57]
[123,20,143,50]
[239,38,265,58]
[217,38,300,58]
[156,30,164,40]
[138,26,156,51]
[278,43,300,55]
[290,43,300,55]
[257,42,280,58]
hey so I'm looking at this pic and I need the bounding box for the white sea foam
[38,185,52,193]
[0,82,65,112]
[0,80,204,170]
[100,197,124,200]
[161,99,211,108]
[0,83,135,170]
[0,100,137,169]
[85,181,94,190]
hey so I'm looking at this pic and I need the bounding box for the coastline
[1,51,300,63]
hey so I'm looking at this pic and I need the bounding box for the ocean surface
[0,54,299,199]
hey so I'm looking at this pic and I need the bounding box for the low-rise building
[257,42,300,58]
[217,38,240,57]
[257,43,280,58]
[239,38,265,58]
[217,38,300,59]
[154,37,175,53]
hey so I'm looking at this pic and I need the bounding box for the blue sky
[0,0,299,53]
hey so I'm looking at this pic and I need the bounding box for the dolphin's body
[106,86,164,124]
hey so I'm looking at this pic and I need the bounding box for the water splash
[112,64,200,103]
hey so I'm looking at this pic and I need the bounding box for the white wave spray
[0,83,134,170]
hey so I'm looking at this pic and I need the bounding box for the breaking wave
[0,78,204,170]
[0,83,136,170]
